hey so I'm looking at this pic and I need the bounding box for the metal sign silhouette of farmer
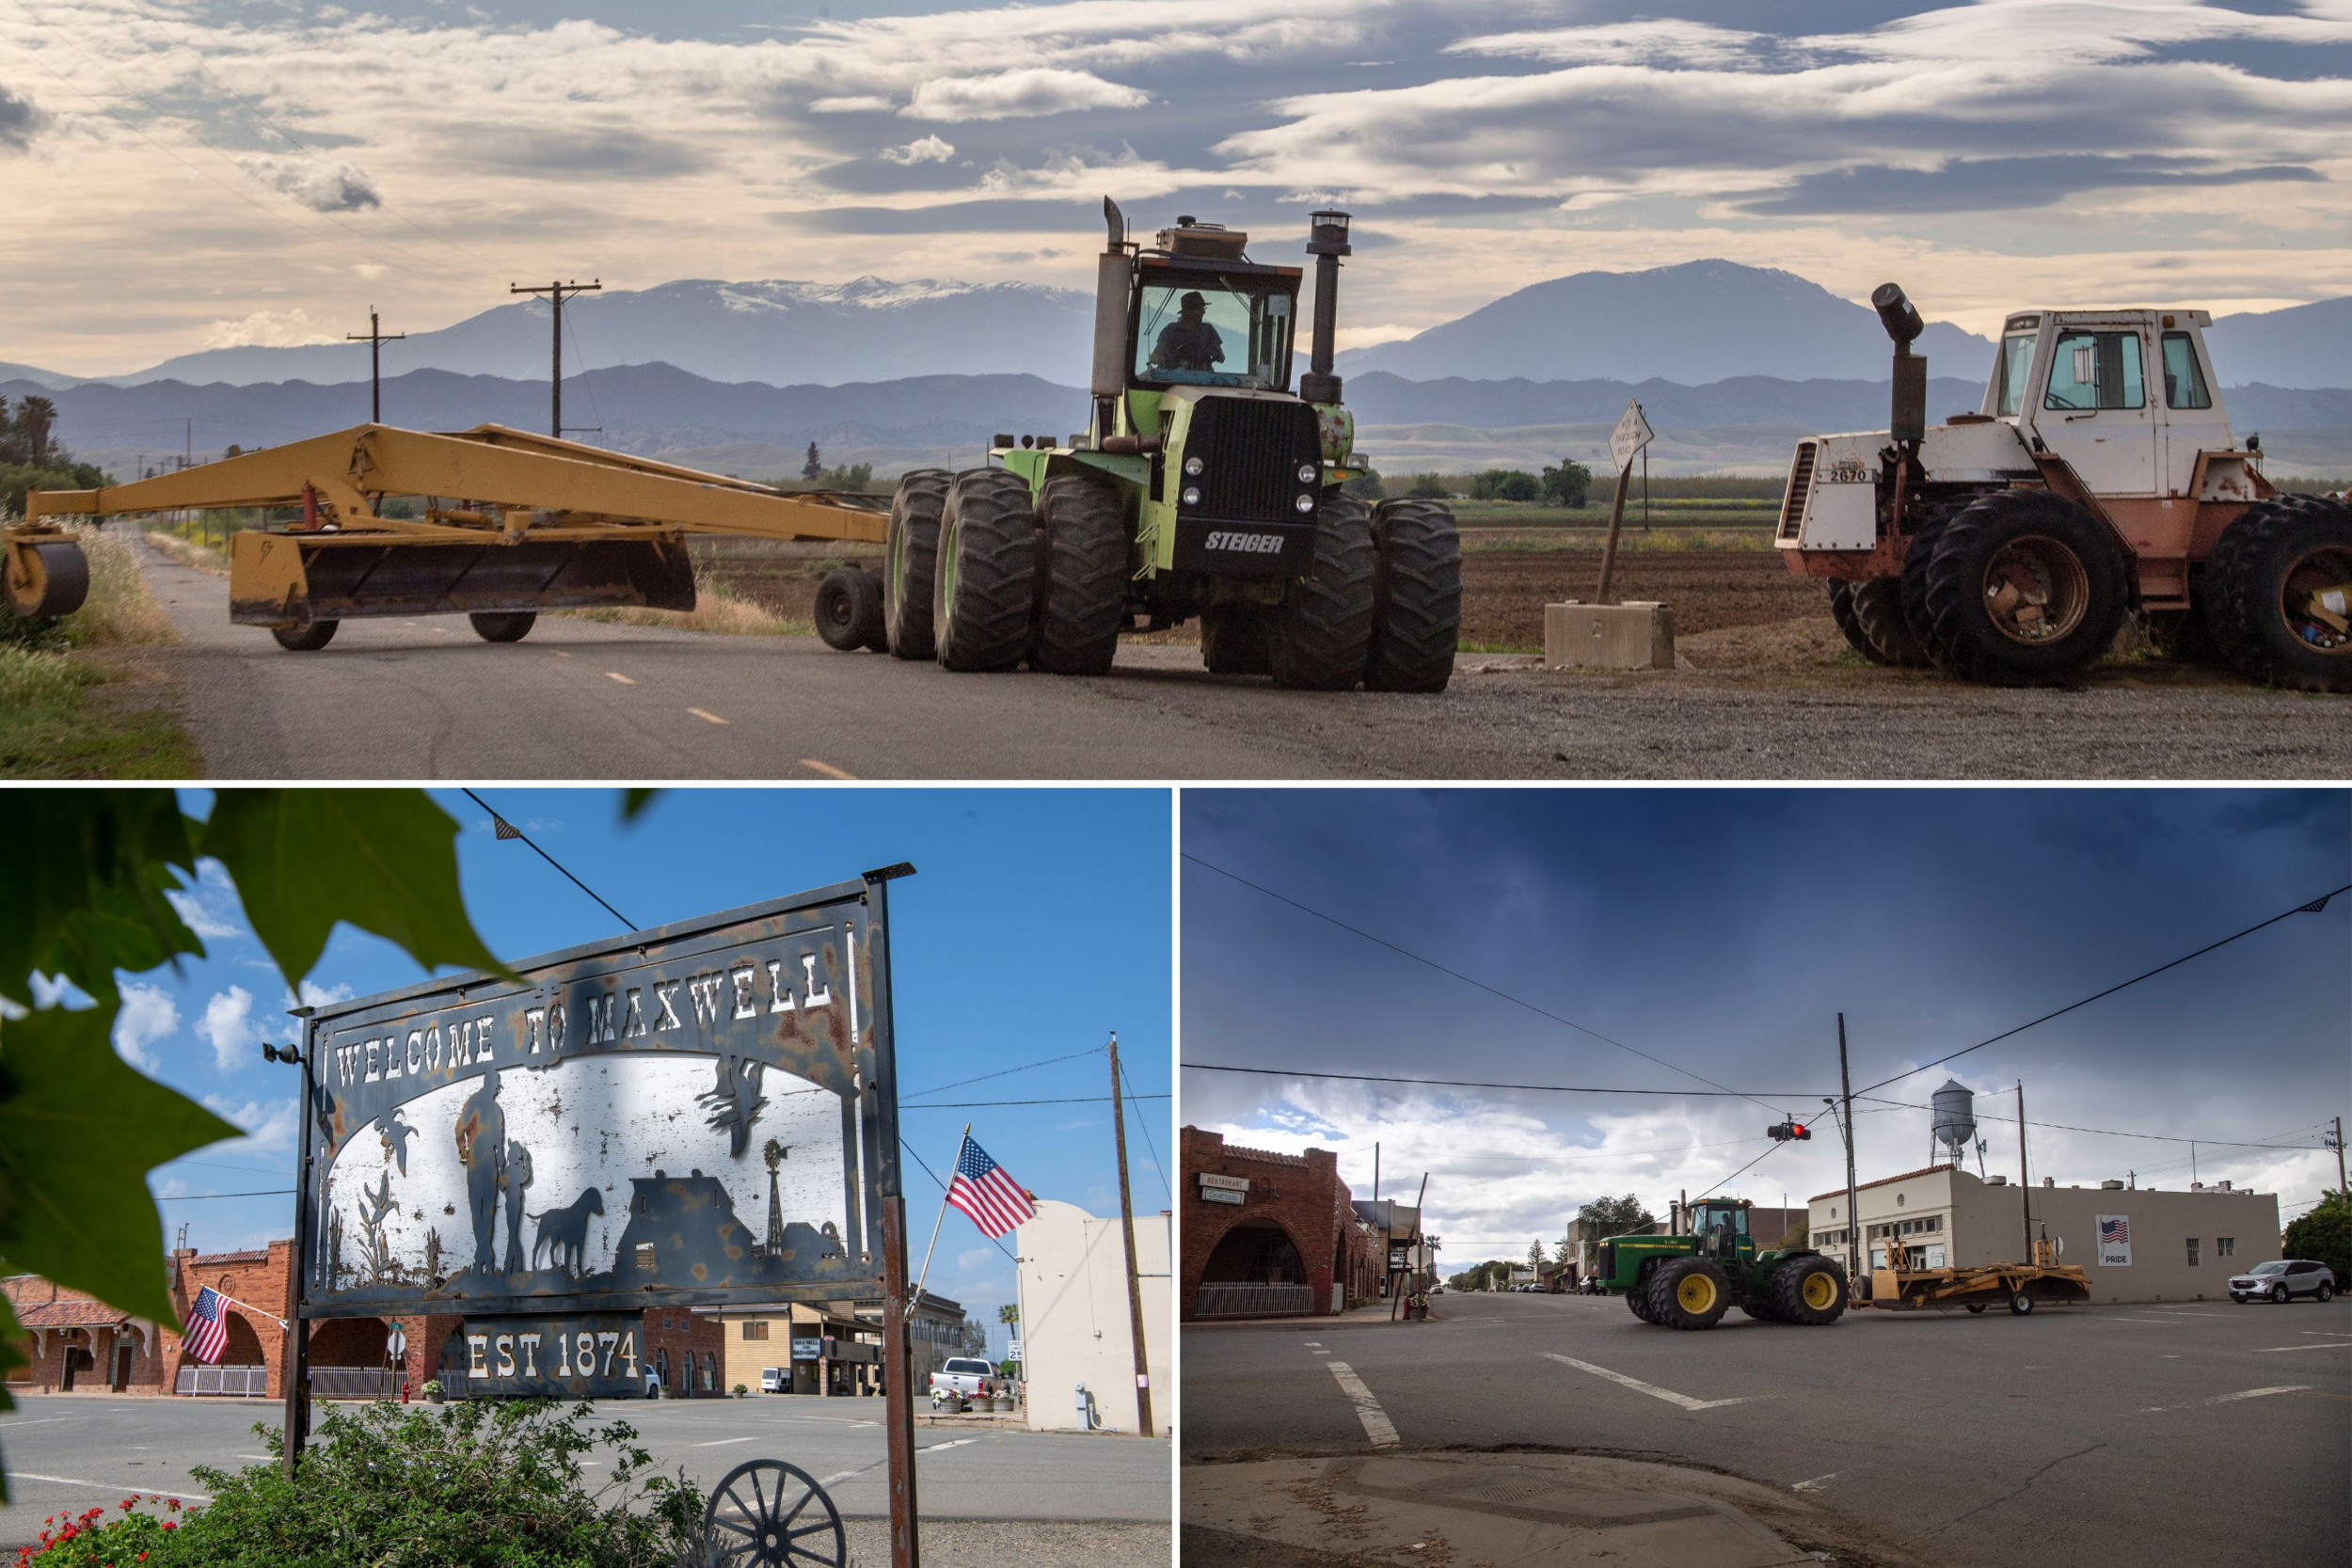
[455,1069,506,1273]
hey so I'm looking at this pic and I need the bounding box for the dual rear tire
[2203,494,2352,692]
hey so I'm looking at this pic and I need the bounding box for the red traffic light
[1790,1121,1809,1140]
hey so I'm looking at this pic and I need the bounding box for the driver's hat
[1180,291,1207,309]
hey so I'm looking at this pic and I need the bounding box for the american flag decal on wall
[2100,1216,2129,1247]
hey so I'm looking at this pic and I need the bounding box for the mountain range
[7,261,2345,392]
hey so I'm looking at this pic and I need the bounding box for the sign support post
[282,1006,319,1480]
[1596,400,1653,606]
[864,862,920,1568]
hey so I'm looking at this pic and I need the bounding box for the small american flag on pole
[946,1132,1036,1239]
[185,1287,230,1364]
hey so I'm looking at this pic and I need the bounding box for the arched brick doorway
[310,1318,395,1399]
[1196,1219,1312,1318]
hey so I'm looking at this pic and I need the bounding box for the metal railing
[1194,1282,1314,1318]
[310,1367,400,1400]
[175,1365,268,1396]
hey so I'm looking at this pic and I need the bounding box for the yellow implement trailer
[3,423,891,650]
[1867,1243,2090,1317]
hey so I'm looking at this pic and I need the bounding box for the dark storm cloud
[1737,155,2325,216]
[0,82,43,151]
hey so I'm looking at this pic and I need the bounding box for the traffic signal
[1789,1120,1810,1141]
[1768,1118,1812,1141]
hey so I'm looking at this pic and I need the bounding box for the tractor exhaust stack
[1872,281,1927,445]
[1092,197,1135,441]
[1301,209,1351,404]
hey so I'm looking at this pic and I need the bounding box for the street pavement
[1182,1289,2352,1568]
[0,1391,1168,1549]
[124,537,2352,781]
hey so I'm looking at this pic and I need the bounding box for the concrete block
[1545,600,1676,671]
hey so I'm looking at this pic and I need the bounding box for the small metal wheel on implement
[469,611,537,643]
[1919,489,2130,683]
[2201,493,2352,693]
[1645,1257,1732,1330]
[2,532,90,620]
[698,1458,847,1568]
[814,566,889,652]
[272,618,340,652]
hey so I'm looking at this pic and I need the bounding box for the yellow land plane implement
[3,423,891,650]
[1866,1239,2091,1317]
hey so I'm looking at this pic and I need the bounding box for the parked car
[929,1356,997,1410]
[2228,1259,2338,1304]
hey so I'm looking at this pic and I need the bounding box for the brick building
[1182,1127,1378,1320]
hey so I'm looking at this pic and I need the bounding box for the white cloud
[904,69,1149,122]
[280,978,354,1016]
[201,309,340,350]
[881,134,956,165]
[195,985,261,1073]
[811,95,897,114]
[167,863,246,942]
[200,1094,300,1158]
[113,979,181,1071]
[234,153,382,212]
[956,1247,997,1272]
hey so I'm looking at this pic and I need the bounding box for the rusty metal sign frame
[278,866,926,1568]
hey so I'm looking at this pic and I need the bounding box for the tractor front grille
[1184,396,1321,525]
[1779,441,1818,542]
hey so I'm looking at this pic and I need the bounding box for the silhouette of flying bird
[698,1054,768,1158]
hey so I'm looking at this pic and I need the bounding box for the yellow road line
[689,707,728,725]
[607,672,637,685]
[801,758,857,780]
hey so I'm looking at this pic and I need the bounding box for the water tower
[1930,1078,1977,1170]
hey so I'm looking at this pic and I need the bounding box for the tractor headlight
[1184,456,1204,477]
[1294,493,1316,514]
[1296,463,1318,483]
[1181,486,1201,507]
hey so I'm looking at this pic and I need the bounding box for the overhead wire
[459,788,636,929]
[1119,1055,1169,1200]
[902,1094,1167,1108]
[1184,1062,1820,1098]
[901,1046,1105,1102]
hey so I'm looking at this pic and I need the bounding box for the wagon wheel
[703,1459,847,1568]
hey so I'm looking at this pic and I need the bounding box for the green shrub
[2283,1192,2350,1289]
[16,1401,700,1568]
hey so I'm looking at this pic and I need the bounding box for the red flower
[160,1522,177,1531]
[166,1498,182,1513]
[121,1497,136,1510]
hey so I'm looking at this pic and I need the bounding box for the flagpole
[909,1122,966,1318]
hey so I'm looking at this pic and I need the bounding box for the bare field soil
[1465,548,1815,649]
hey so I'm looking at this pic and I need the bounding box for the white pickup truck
[928,1356,998,1409]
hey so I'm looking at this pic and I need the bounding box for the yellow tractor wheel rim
[1802,1272,1838,1311]
[1677,1274,1717,1313]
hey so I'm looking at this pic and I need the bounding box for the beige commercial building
[1017,1199,1171,1434]
[1809,1164,2280,1305]
[705,1290,964,1398]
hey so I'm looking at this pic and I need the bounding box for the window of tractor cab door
[2043,328,2146,412]
[1994,331,2037,417]
[1132,275,1295,391]
[2161,332,2213,410]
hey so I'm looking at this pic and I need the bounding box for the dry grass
[140,524,230,576]
[559,578,815,638]
[0,642,87,707]
[60,523,179,647]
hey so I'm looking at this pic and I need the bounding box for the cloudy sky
[3,0,2349,374]
[83,786,1170,1354]
[1181,787,2350,1270]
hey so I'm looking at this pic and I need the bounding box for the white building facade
[1015,1199,1172,1435]
[1808,1165,2280,1305]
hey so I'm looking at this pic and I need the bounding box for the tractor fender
[1047,451,1149,493]
[2028,452,2143,605]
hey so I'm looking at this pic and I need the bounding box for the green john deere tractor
[813,199,1463,691]
[1597,1198,1850,1331]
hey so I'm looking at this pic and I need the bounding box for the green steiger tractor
[1597,1198,1850,1331]
[812,200,1464,690]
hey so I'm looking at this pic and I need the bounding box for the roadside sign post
[279,869,918,1563]
[1597,400,1654,606]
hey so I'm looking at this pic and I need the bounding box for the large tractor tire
[1920,489,2130,683]
[1365,499,1462,692]
[1898,502,1965,658]
[883,468,951,660]
[1626,1276,1656,1323]
[1826,581,1874,660]
[1738,1295,1784,1323]
[3,538,89,619]
[469,610,535,643]
[1269,492,1375,690]
[816,566,886,652]
[1200,603,1272,675]
[272,619,339,652]
[1035,473,1127,676]
[1768,1256,1850,1326]
[1850,578,1930,667]
[2202,494,2352,693]
[933,468,1039,673]
[1646,1258,1732,1330]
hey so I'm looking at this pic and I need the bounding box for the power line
[1688,1140,1791,1203]
[1183,853,1786,1114]
[1120,1056,1169,1200]
[154,1189,294,1200]
[902,1095,1168,1108]
[458,787,635,930]
[1855,1095,2328,1151]
[1848,883,2348,1099]
[901,1046,1105,1102]
[1184,1062,1821,1098]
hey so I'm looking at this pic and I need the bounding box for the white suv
[2228,1259,2338,1304]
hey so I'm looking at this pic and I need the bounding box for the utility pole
[1836,1014,1859,1286]
[1106,1033,1152,1439]
[509,278,601,436]
[2330,1117,2346,1199]
[2017,1082,2033,1259]
[346,308,405,423]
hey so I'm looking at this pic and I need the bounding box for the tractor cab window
[1136,276,1294,391]
[1994,332,2036,417]
[2043,329,2145,412]
[2161,332,2212,410]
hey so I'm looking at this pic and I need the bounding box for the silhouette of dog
[530,1188,605,1275]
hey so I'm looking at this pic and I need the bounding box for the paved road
[1183,1291,2352,1568]
[0,1392,1166,1547]
[128,539,2351,780]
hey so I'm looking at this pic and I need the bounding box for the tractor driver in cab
[1150,291,1225,373]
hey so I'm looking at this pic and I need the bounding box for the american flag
[185,1287,230,1364]
[2101,1216,2130,1246]
[946,1132,1035,1239]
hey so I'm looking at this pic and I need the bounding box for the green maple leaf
[0,790,200,1008]
[201,790,513,987]
[0,1291,21,1501]
[0,1003,240,1327]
